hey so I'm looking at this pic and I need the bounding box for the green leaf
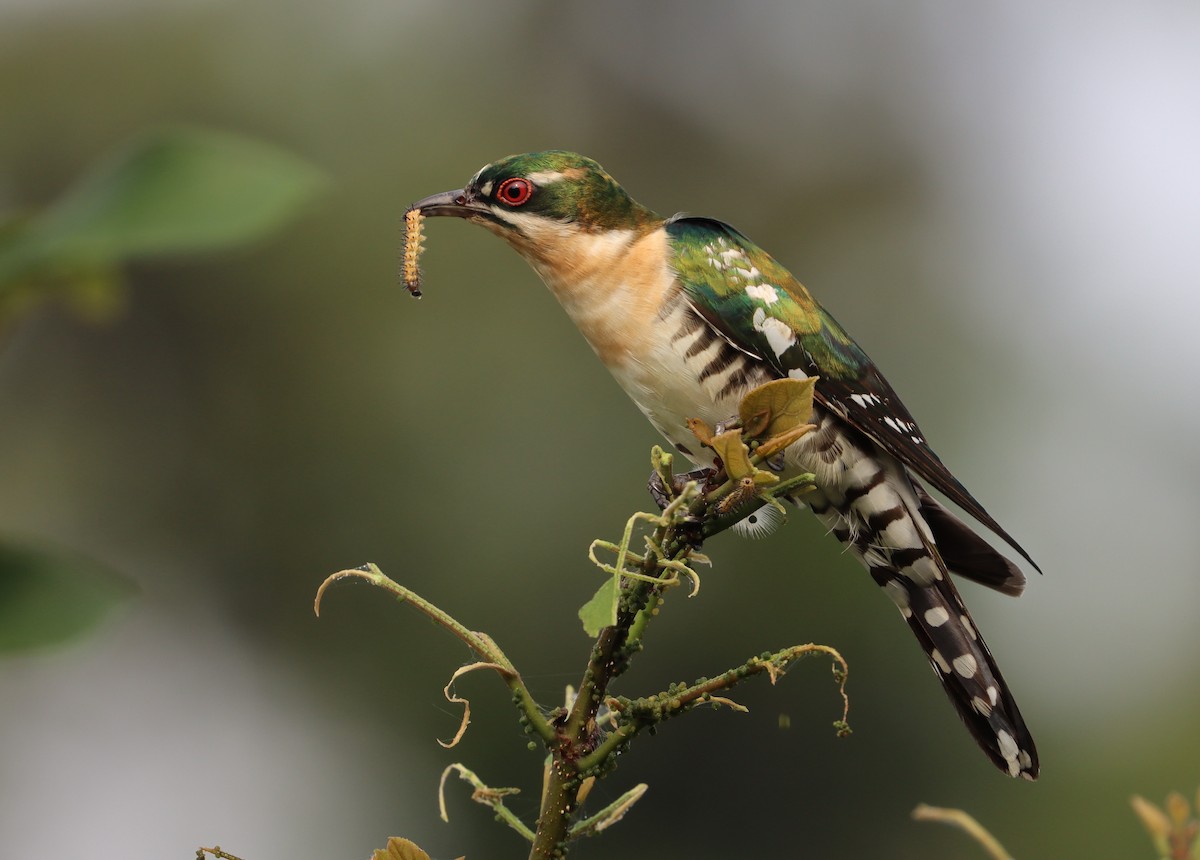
[0,125,328,288]
[0,539,138,653]
[579,576,618,637]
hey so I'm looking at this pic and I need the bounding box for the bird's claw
[647,465,721,511]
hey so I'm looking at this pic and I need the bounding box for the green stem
[575,643,850,773]
[567,783,648,839]
[315,565,556,745]
[439,763,535,843]
[530,530,675,859]
[627,591,663,646]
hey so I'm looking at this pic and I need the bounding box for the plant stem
[911,805,1014,860]
[529,534,675,858]
[315,566,556,745]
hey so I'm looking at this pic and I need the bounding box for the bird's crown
[464,150,660,232]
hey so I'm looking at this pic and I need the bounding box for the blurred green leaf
[36,125,328,255]
[0,125,328,291]
[0,538,138,653]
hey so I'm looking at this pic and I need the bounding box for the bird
[409,150,1039,780]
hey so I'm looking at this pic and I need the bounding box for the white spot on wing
[751,308,797,357]
[883,414,926,446]
[930,649,951,674]
[953,654,978,678]
[996,730,1021,776]
[744,283,779,304]
[923,607,950,627]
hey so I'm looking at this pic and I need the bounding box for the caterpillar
[402,207,425,298]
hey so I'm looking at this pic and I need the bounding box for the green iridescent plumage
[666,215,1037,571]
[666,216,870,383]
[472,151,659,232]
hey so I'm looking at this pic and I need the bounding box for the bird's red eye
[496,177,533,206]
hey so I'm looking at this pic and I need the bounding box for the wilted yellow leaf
[1130,795,1172,855]
[438,662,509,749]
[576,775,596,805]
[709,430,755,480]
[371,836,431,860]
[755,423,817,460]
[686,417,715,447]
[738,378,816,440]
[1166,790,1191,826]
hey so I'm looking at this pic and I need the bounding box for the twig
[568,783,649,838]
[912,804,1014,860]
[315,565,555,745]
[197,848,245,860]
[439,763,534,843]
[576,643,850,772]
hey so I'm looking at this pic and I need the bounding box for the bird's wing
[665,215,1039,572]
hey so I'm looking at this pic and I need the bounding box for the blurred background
[2,1,1199,857]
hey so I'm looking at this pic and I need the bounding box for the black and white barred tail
[795,408,1038,779]
[648,292,1037,776]
[879,553,1037,778]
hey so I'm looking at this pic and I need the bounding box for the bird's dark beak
[409,188,487,219]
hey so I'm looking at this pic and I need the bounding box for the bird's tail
[804,446,1038,778]
[869,563,1039,779]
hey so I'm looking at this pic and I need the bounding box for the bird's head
[411,151,661,262]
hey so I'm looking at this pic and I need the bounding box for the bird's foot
[647,465,721,512]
